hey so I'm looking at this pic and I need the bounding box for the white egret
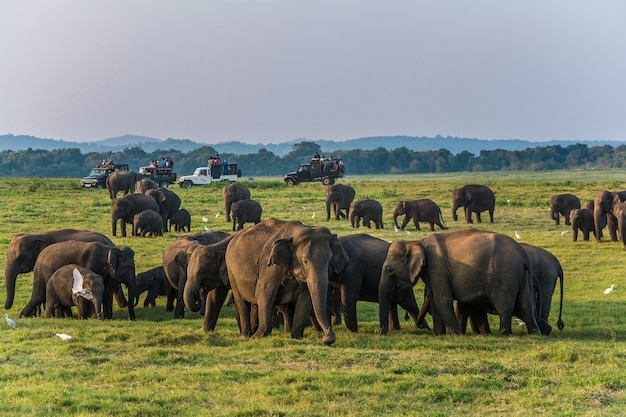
[72,268,93,300]
[5,313,16,329]
[515,231,521,240]
[56,333,72,341]
[604,284,615,295]
[202,217,208,222]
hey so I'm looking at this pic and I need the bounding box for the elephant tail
[556,266,564,331]
[438,212,448,229]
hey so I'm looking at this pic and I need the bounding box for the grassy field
[1,170,626,416]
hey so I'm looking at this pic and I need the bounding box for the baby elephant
[350,199,384,229]
[170,208,191,232]
[231,199,263,231]
[393,199,447,231]
[133,209,163,237]
[45,264,104,319]
[135,266,171,308]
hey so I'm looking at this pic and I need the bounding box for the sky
[1,1,625,145]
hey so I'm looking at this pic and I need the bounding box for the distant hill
[1,133,624,157]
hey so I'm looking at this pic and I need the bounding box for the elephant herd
[5,180,566,346]
[551,190,626,249]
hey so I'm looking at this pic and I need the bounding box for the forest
[1,140,626,178]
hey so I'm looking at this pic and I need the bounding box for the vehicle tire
[96,183,104,189]
[237,169,242,177]
[322,177,332,186]
[159,181,169,188]
[183,180,192,189]
[285,178,296,186]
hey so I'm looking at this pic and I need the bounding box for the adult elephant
[451,184,495,224]
[392,199,447,231]
[111,193,160,237]
[4,229,113,310]
[350,199,384,229]
[106,170,143,199]
[594,190,626,242]
[549,193,580,225]
[20,241,137,320]
[184,235,236,332]
[231,199,262,231]
[223,183,251,222]
[225,218,349,345]
[378,229,541,336]
[329,234,428,334]
[162,231,230,318]
[325,184,356,221]
[145,188,182,233]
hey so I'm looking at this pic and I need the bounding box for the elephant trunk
[326,200,332,221]
[451,202,459,221]
[378,271,394,335]
[183,277,203,312]
[4,262,19,309]
[308,274,335,346]
[392,211,401,229]
[125,278,136,320]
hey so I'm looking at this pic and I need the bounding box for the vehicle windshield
[90,168,108,176]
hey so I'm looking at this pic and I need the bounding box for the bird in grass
[560,230,568,236]
[56,333,72,341]
[394,225,399,233]
[202,216,208,222]
[214,212,220,218]
[514,231,521,240]
[5,313,16,329]
[311,212,316,219]
[514,318,526,327]
[405,230,412,236]
[604,284,615,295]
[204,225,210,231]
[301,205,307,210]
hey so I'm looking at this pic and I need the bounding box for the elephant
[133,209,163,237]
[19,241,137,320]
[4,229,114,310]
[184,235,236,332]
[106,170,143,199]
[613,201,626,250]
[392,199,447,231]
[223,183,251,222]
[451,184,495,224]
[452,243,564,336]
[350,199,384,229]
[594,190,626,242]
[170,208,191,232]
[162,231,230,318]
[378,229,541,336]
[231,199,262,231]
[111,193,160,237]
[225,218,349,345]
[145,188,182,233]
[329,234,428,334]
[570,208,598,241]
[325,184,356,221]
[135,266,170,308]
[137,178,159,194]
[549,193,580,225]
[45,264,104,319]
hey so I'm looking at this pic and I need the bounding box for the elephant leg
[203,286,230,333]
[388,301,401,330]
[413,218,421,231]
[340,289,359,333]
[230,282,252,337]
[430,292,459,335]
[290,291,314,339]
[464,207,473,224]
[401,216,411,230]
[396,291,429,330]
[102,284,114,319]
[475,211,482,223]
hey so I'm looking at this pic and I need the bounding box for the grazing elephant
[613,201,626,250]
[4,229,114,310]
[594,190,626,242]
[184,235,236,332]
[549,193,580,225]
[570,208,597,241]
[329,234,428,334]
[170,208,191,232]
[231,199,262,231]
[145,188,182,233]
[350,199,384,229]
[163,232,230,318]
[392,199,447,231]
[45,264,104,319]
[325,184,356,221]
[223,183,251,222]
[20,241,137,320]
[111,193,160,237]
[378,229,541,336]
[137,178,159,194]
[225,218,349,345]
[106,170,143,199]
[135,266,170,308]
[451,184,495,224]
[133,209,163,237]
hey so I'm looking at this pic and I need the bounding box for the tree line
[1,141,625,178]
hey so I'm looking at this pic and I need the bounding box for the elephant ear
[268,238,293,268]
[107,247,120,273]
[404,242,425,285]
[330,235,349,274]
[33,238,50,256]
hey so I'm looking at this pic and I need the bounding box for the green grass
[1,170,626,416]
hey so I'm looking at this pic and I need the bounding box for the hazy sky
[1,1,625,145]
